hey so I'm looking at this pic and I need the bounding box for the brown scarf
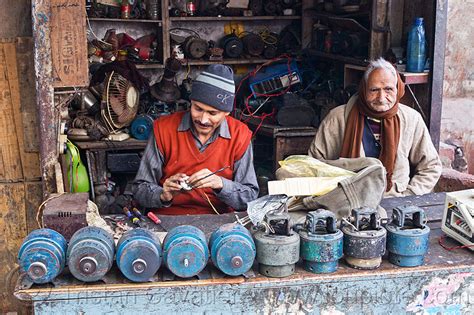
[340,71,405,191]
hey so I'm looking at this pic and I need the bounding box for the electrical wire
[85,14,109,45]
[438,234,474,251]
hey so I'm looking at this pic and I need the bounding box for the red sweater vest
[153,112,252,215]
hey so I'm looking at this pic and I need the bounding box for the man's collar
[178,111,231,139]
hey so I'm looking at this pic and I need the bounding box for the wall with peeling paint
[441,0,474,174]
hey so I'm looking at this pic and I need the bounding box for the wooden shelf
[170,16,301,22]
[88,17,163,25]
[305,49,368,66]
[74,138,147,150]
[135,63,164,69]
[304,9,369,19]
[186,58,273,66]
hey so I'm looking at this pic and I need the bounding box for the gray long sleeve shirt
[132,112,259,210]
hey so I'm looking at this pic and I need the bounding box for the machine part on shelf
[151,57,182,103]
[42,193,89,240]
[249,60,301,96]
[199,0,227,16]
[386,206,430,267]
[169,7,181,17]
[297,210,343,273]
[163,225,209,278]
[146,0,160,20]
[182,36,208,59]
[101,71,139,132]
[249,0,264,15]
[253,211,300,278]
[263,44,278,59]
[82,90,99,110]
[275,93,316,126]
[342,207,387,270]
[67,226,115,282]
[278,23,302,54]
[242,33,265,57]
[130,114,154,140]
[209,223,256,276]
[442,189,474,250]
[67,128,91,141]
[263,0,278,15]
[220,33,244,59]
[208,47,224,61]
[116,228,162,282]
[131,34,158,61]
[18,229,67,284]
[107,152,142,173]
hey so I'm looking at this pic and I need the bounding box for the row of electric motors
[18,205,430,284]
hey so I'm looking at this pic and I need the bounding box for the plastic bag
[277,155,356,179]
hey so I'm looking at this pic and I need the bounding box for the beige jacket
[308,97,442,197]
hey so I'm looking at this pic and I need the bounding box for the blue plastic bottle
[406,17,426,73]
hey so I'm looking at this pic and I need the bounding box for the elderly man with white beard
[308,58,442,197]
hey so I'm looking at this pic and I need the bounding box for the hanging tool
[296,209,343,274]
[253,211,300,278]
[342,207,387,270]
[386,205,430,267]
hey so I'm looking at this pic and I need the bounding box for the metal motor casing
[298,210,343,274]
[342,207,387,270]
[18,228,67,284]
[130,114,154,140]
[242,33,265,57]
[67,226,115,282]
[116,228,162,282]
[386,205,430,267]
[163,225,209,278]
[209,223,256,276]
[254,212,300,278]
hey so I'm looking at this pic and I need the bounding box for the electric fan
[101,71,139,137]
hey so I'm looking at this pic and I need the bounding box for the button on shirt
[132,112,259,210]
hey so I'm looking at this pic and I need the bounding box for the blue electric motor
[18,228,67,284]
[163,225,209,278]
[298,210,343,273]
[209,223,256,276]
[386,205,430,267]
[130,114,154,140]
[67,226,115,282]
[116,228,162,282]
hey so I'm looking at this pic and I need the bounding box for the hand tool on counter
[386,205,430,267]
[296,209,343,274]
[18,229,68,284]
[123,207,141,227]
[132,207,146,221]
[116,228,162,282]
[341,207,386,270]
[67,226,115,282]
[147,211,161,224]
[209,223,256,276]
[253,210,300,278]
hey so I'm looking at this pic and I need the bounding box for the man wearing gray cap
[133,64,259,215]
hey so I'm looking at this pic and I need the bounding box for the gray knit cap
[189,64,235,112]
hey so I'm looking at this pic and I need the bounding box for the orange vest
[153,112,252,215]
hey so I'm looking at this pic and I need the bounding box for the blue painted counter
[14,194,474,314]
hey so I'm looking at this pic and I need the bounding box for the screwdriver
[132,208,146,221]
[147,212,161,224]
[123,207,141,227]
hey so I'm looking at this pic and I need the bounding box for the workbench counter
[14,194,474,314]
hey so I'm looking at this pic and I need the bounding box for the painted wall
[0,0,32,38]
[440,0,474,174]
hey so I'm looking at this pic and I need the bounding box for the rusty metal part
[42,193,89,240]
